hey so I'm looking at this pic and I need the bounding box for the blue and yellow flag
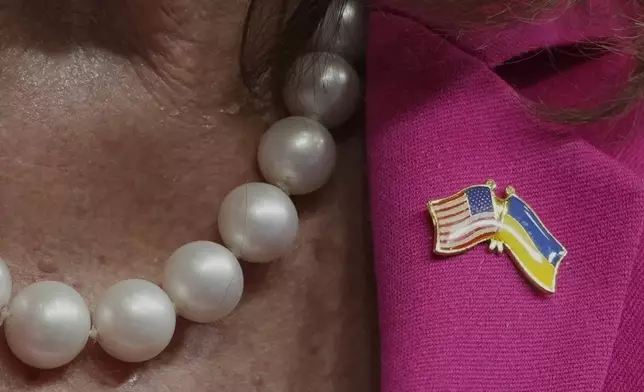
[493,193,566,293]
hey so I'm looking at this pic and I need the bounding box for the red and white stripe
[430,192,498,252]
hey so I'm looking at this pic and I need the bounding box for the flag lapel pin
[427,180,567,294]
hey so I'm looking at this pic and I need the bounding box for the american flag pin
[427,180,567,294]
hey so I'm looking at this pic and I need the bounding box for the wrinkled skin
[0,1,377,391]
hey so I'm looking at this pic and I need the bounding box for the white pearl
[163,241,244,323]
[4,281,91,369]
[283,52,360,129]
[218,183,299,263]
[0,257,12,309]
[313,0,365,62]
[94,279,176,363]
[258,116,336,195]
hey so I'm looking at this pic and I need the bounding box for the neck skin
[0,1,376,390]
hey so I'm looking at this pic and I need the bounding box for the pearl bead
[218,183,299,263]
[4,282,91,369]
[313,0,365,62]
[0,257,12,309]
[258,117,336,195]
[283,52,360,129]
[94,279,176,363]
[163,241,244,323]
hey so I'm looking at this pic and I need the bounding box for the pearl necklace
[0,0,364,370]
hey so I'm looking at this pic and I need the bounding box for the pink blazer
[367,0,644,390]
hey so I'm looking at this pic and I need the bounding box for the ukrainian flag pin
[427,180,567,294]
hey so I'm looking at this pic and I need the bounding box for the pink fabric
[366,1,644,391]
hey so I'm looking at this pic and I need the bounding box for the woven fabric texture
[366,1,644,390]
